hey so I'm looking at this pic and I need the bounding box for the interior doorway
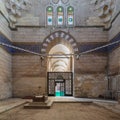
[46,41,75,97]
[47,72,73,96]
[55,81,65,96]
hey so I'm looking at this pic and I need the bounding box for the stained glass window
[57,6,64,25]
[46,5,74,27]
[67,6,74,26]
[46,6,53,26]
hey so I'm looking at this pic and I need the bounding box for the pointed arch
[41,31,79,55]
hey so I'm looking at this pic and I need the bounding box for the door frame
[47,72,73,96]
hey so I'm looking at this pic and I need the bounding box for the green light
[58,7,63,12]
[47,7,53,12]
[59,8,62,11]
[48,8,52,11]
[68,6,73,12]
[69,8,72,11]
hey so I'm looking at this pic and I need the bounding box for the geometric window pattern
[67,6,74,25]
[57,6,64,25]
[46,6,74,26]
[47,72,73,96]
[46,6,53,26]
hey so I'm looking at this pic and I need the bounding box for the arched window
[67,6,74,26]
[46,6,53,26]
[57,6,64,25]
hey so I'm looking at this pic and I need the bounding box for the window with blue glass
[67,6,74,26]
[57,6,64,26]
[46,6,53,26]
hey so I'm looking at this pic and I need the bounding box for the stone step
[24,100,53,109]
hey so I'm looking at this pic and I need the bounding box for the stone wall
[12,53,108,98]
[109,47,120,75]
[12,55,46,98]
[74,74,107,98]
[70,27,108,43]
[0,14,11,40]
[108,46,120,99]
[0,0,12,100]
[0,0,119,99]
[108,0,120,40]
[12,27,50,43]
[108,26,120,100]
[109,14,120,40]
[0,0,12,41]
[0,47,12,100]
[12,27,108,43]
[12,26,108,98]
[16,0,99,27]
[74,53,107,98]
[74,53,107,74]
[107,0,120,99]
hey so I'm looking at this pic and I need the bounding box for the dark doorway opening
[47,72,73,96]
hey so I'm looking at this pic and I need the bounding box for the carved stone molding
[5,0,32,28]
[52,0,59,4]
[51,0,69,4]
[91,0,116,25]
[61,0,69,4]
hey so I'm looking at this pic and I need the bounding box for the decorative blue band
[0,34,12,53]
[79,43,108,53]
[108,33,120,52]
[0,33,120,55]
[12,44,41,54]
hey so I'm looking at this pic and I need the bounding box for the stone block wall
[12,55,46,98]
[16,0,100,27]
[74,53,107,74]
[74,74,107,98]
[108,0,120,40]
[74,53,107,98]
[0,47,12,100]
[108,11,120,100]
[109,47,120,75]
[70,28,108,43]
[109,15,120,40]
[12,27,108,98]
[0,2,12,100]
[12,27,50,43]
[0,14,11,40]
[12,53,108,98]
[12,27,108,43]
[0,0,119,99]
[0,1,11,41]
[108,46,120,99]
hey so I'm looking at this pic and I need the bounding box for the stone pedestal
[32,95,48,102]
[24,95,53,109]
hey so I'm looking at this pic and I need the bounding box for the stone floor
[0,102,120,120]
[49,97,120,114]
[0,98,27,114]
[0,97,120,120]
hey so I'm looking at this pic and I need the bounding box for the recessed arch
[46,34,74,96]
[47,43,72,72]
[41,31,79,55]
[51,59,68,67]
[51,62,67,70]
